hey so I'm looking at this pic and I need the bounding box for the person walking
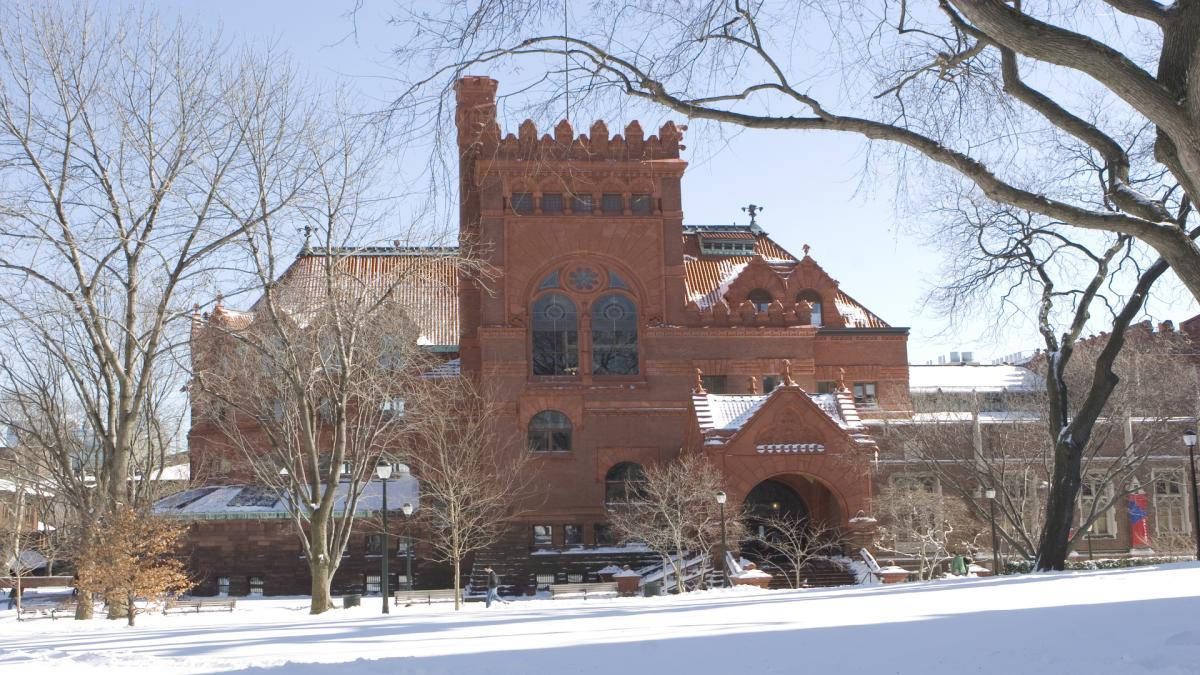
[484,567,502,608]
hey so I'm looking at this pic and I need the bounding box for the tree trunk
[75,589,94,620]
[310,564,334,614]
[453,556,461,611]
[126,592,135,627]
[1036,437,1085,571]
[106,591,129,620]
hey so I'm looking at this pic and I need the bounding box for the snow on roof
[152,474,419,520]
[694,391,846,432]
[908,364,1043,393]
[0,479,54,497]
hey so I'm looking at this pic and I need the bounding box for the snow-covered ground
[4,563,1200,674]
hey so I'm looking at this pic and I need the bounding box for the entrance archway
[741,479,809,562]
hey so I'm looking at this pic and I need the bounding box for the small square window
[564,524,583,546]
[512,192,534,215]
[594,524,615,546]
[535,573,555,586]
[816,381,836,394]
[365,575,381,595]
[541,193,564,213]
[631,193,652,214]
[853,382,878,406]
[217,576,230,597]
[249,576,264,596]
[533,524,553,546]
[701,375,727,394]
[762,375,779,394]
[601,193,624,214]
[365,534,383,556]
[571,193,593,213]
[567,573,584,583]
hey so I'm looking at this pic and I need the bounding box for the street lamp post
[402,502,414,590]
[715,491,729,588]
[375,461,392,614]
[984,488,1000,575]
[1184,430,1200,561]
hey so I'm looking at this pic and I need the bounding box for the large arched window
[591,294,638,375]
[532,293,579,375]
[528,410,572,452]
[796,290,823,327]
[748,289,773,313]
[605,462,646,506]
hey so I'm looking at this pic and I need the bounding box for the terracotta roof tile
[245,248,460,350]
[681,228,887,328]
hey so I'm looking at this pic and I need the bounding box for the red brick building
[175,75,918,594]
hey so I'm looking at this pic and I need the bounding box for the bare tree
[919,198,1171,569]
[390,1,1200,303]
[0,3,321,617]
[607,452,734,594]
[749,518,845,589]
[403,377,532,610]
[888,327,1196,563]
[194,263,438,613]
[875,482,986,580]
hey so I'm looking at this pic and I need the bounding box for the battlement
[454,76,683,162]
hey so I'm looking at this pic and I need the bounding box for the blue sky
[154,0,1198,364]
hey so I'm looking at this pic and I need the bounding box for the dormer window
[797,290,823,327]
[748,289,772,313]
[700,239,755,256]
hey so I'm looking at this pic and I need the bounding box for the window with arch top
[796,289,823,327]
[591,294,638,375]
[605,462,646,506]
[748,289,773,313]
[528,410,572,452]
[532,293,579,375]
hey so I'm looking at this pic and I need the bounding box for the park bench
[393,588,458,606]
[548,582,619,600]
[15,599,75,620]
[163,597,237,614]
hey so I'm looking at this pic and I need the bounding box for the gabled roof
[692,384,875,450]
[680,225,889,329]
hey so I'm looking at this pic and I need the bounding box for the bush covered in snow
[1003,555,1193,574]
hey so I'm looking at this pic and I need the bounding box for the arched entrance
[744,478,809,530]
[741,478,809,563]
[737,475,850,585]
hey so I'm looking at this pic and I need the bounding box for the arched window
[528,410,572,452]
[748,289,773,313]
[532,293,579,375]
[591,294,638,375]
[796,290,823,327]
[605,462,646,506]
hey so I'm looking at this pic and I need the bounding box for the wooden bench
[15,600,75,620]
[163,597,237,614]
[393,589,458,606]
[548,582,619,600]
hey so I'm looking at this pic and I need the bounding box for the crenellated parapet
[454,76,683,163]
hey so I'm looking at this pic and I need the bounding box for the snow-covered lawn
[4,563,1200,674]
